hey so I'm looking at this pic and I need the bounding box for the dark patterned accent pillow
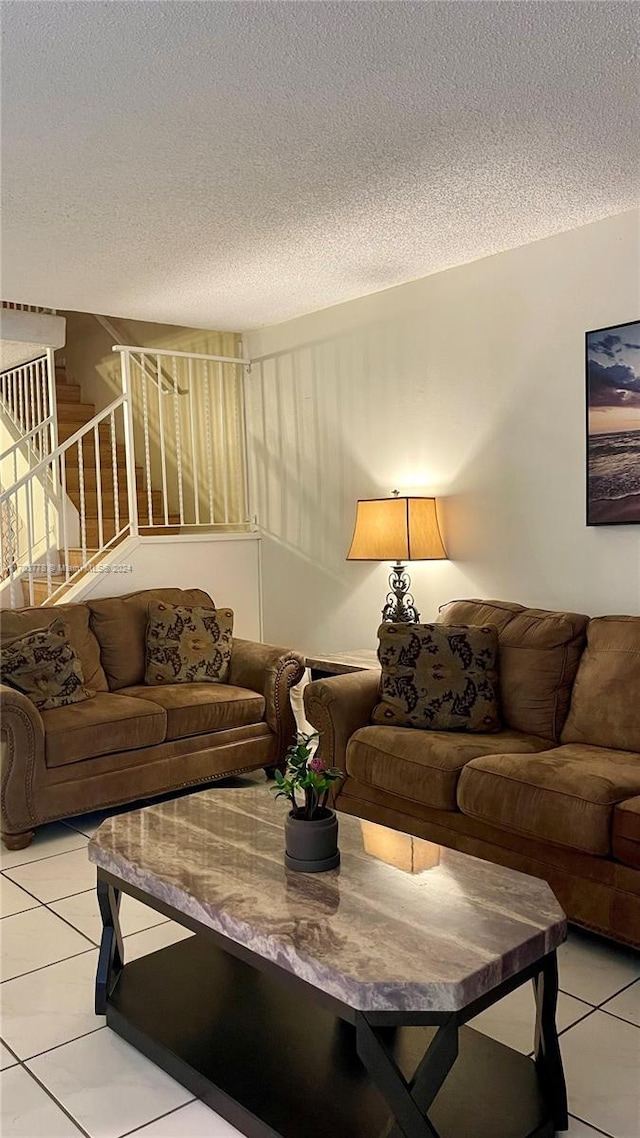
[145,601,234,686]
[0,618,92,710]
[373,623,501,733]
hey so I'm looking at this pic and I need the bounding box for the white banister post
[45,348,59,498]
[45,348,58,453]
[119,349,139,537]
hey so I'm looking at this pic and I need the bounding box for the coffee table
[89,785,568,1138]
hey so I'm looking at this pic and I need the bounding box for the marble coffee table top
[89,785,566,1013]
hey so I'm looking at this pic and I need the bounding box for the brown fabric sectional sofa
[305,599,640,948]
[1,587,305,849]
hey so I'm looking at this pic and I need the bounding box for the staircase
[20,360,176,605]
[2,336,249,608]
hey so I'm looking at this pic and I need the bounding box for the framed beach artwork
[586,319,640,525]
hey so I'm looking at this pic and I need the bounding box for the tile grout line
[0,835,90,873]
[0,1036,20,1065]
[558,985,597,1008]
[2,883,172,956]
[1,945,98,985]
[558,969,640,1013]
[7,1025,107,1065]
[557,1005,597,1039]
[1,893,100,951]
[3,1050,91,1137]
[598,1005,640,1030]
[1,897,173,986]
[1,918,178,985]
[1,881,100,916]
[595,974,640,1009]
[568,1112,616,1138]
[4,1025,199,1138]
[117,1098,198,1138]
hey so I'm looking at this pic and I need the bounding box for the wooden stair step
[61,548,100,570]
[67,488,163,513]
[57,401,96,422]
[58,419,112,443]
[79,518,180,544]
[22,575,71,606]
[55,383,82,404]
[139,522,181,535]
[81,520,128,544]
[63,465,141,491]
[62,440,128,464]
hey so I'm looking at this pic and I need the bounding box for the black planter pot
[284,808,340,873]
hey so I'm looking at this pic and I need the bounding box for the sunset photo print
[586,319,640,525]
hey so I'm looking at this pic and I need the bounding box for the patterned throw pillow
[145,601,234,686]
[0,618,92,710]
[373,623,501,733]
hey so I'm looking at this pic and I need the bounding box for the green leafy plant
[272,731,343,820]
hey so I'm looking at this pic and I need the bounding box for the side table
[304,649,379,680]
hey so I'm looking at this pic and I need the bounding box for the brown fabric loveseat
[1,587,305,849]
[304,599,640,949]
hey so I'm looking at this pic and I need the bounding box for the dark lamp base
[381,562,420,623]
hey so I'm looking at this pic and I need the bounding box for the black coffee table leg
[356,1013,458,1138]
[95,876,124,1014]
[533,952,569,1132]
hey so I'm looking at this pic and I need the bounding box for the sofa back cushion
[0,602,107,691]
[87,588,214,690]
[438,599,589,741]
[561,616,640,752]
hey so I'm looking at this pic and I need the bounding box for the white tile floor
[1,808,639,1138]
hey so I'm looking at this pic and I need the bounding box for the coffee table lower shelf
[106,935,555,1138]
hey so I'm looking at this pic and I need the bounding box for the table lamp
[346,490,447,622]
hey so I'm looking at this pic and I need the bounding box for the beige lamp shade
[347,495,447,561]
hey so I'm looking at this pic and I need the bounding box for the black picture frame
[585,318,640,526]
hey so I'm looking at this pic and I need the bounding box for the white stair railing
[113,345,250,529]
[0,394,132,605]
[0,348,58,463]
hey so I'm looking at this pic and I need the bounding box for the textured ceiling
[2,1,639,331]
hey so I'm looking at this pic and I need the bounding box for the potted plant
[273,731,343,872]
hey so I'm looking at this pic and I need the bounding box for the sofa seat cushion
[346,726,551,811]
[42,692,167,768]
[613,798,640,869]
[457,744,640,856]
[120,684,266,741]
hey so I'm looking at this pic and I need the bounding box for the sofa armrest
[229,639,305,760]
[304,671,380,774]
[0,683,45,838]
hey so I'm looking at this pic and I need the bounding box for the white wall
[73,533,262,642]
[246,210,640,653]
[0,310,65,370]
